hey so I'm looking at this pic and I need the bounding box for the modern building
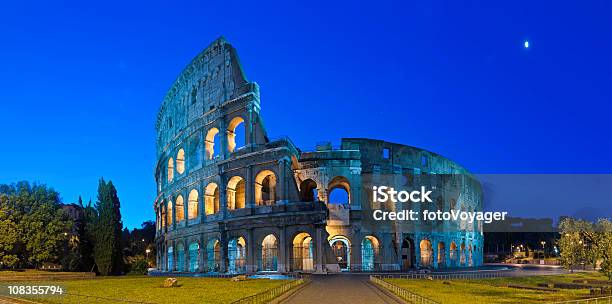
[154,37,483,273]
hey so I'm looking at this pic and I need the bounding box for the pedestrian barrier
[550,296,612,304]
[369,275,439,304]
[231,278,306,304]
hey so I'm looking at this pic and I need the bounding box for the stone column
[245,165,255,209]
[247,229,256,273]
[219,175,228,219]
[314,226,325,274]
[277,157,290,204]
[183,239,189,272]
[219,115,228,160]
[199,236,206,272]
[278,227,288,272]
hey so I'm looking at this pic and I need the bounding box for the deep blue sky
[1,1,611,228]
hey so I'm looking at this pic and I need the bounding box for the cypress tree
[93,179,124,275]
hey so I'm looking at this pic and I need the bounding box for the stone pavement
[280,274,403,304]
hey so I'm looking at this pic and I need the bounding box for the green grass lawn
[385,272,609,304]
[14,276,288,304]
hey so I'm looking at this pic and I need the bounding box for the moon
[524,41,529,48]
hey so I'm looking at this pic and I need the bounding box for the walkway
[280,274,403,304]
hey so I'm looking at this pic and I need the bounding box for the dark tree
[93,179,124,275]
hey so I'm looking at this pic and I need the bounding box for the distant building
[153,38,483,273]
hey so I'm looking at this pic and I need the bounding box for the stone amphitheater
[154,37,483,274]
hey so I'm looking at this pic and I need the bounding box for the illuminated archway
[255,170,276,206]
[206,239,221,272]
[420,239,433,268]
[205,183,220,215]
[176,149,185,174]
[205,128,220,160]
[228,237,247,273]
[261,234,278,271]
[188,242,199,272]
[329,236,350,271]
[437,242,446,267]
[292,232,314,272]
[167,200,173,226]
[176,242,185,272]
[227,116,245,153]
[361,236,380,271]
[227,176,245,210]
[175,195,184,222]
[167,158,174,182]
[450,242,458,267]
[188,189,198,219]
[401,237,415,270]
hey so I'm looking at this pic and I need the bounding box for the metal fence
[56,292,157,304]
[369,276,439,304]
[550,296,612,304]
[373,272,513,280]
[231,279,306,304]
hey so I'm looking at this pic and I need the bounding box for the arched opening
[227,116,246,153]
[401,237,415,270]
[460,242,466,266]
[167,246,174,271]
[176,243,185,272]
[227,176,246,210]
[361,236,380,271]
[299,179,318,202]
[261,234,278,271]
[420,239,433,268]
[175,195,185,222]
[437,242,446,268]
[228,237,247,273]
[176,149,185,174]
[450,242,458,267]
[255,170,276,206]
[188,242,199,272]
[328,176,350,205]
[167,158,174,182]
[329,236,350,271]
[161,203,166,229]
[292,232,314,272]
[468,242,474,267]
[205,183,220,215]
[167,200,173,226]
[205,128,220,160]
[206,239,221,272]
[188,190,198,219]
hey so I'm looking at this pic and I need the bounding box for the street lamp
[146,249,151,260]
[541,241,546,258]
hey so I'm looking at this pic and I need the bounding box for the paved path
[280,274,403,304]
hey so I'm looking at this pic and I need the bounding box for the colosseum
[154,37,483,274]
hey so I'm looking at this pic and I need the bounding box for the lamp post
[541,241,546,258]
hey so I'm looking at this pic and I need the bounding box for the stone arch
[419,239,433,268]
[175,195,185,222]
[176,241,185,271]
[206,238,221,272]
[460,242,466,266]
[188,241,200,272]
[329,235,351,271]
[188,189,198,219]
[176,149,185,174]
[167,245,174,271]
[468,241,474,267]
[167,199,173,226]
[161,201,167,229]
[361,235,380,271]
[437,241,446,267]
[227,116,245,153]
[228,236,247,273]
[205,182,220,215]
[167,157,174,182]
[205,127,220,160]
[299,179,318,202]
[292,232,314,272]
[449,241,458,267]
[328,176,351,205]
[255,170,277,206]
[227,176,246,210]
[401,236,416,270]
[261,234,279,271]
